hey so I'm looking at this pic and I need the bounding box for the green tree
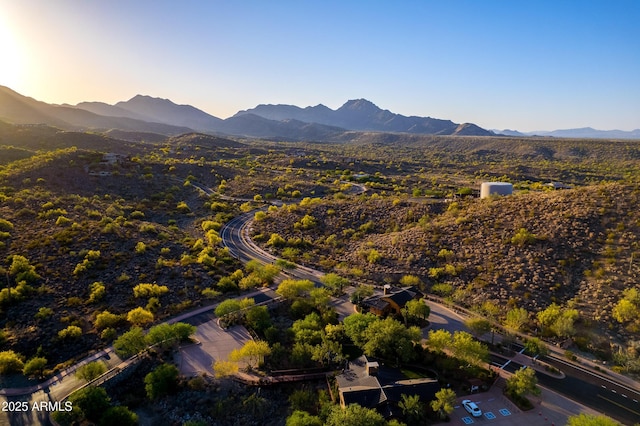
[451,331,489,366]
[75,361,107,382]
[504,307,529,334]
[349,285,374,305]
[98,406,138,426]
[309,288,331,311]
[113,327,147,358]
[214,298,242,317]
[321,273,350,294]
[343,313,378,347]
[286,410,322,426]
[430,388,456,420]
[229,340,271,370]
[212,360,239,378]
[398,393,424,424]
[536,303,562,330]
[612,298,637,323]
[311,336,344,367]
[404,299,430,322]
[325,404,386,426]
[145,322,196,348]
[362,317,421,364]
[465,317,492,338]
[276,279,314,300]
[245,306,272,332]
[524,337,549,357]
[292,313,324,345]
[426,329,452,353]
[288,388,319,413]
[69,386,111,423]
[612,287,640,323]
[23,357,47,378]
[506,366,540,398]
[551,309,579,338]
[144,363,179,399]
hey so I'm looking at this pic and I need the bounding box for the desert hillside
[253,183,640,356]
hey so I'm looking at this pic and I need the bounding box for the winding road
[220,203,640,425]
[2,179,639,425]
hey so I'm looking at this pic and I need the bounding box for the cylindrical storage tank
[480,182,513,199]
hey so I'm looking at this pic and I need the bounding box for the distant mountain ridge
[2,85,637,141]
[0,86,192,135]
[494,127,640,140]
[235,98,493,136]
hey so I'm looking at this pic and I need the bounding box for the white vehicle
[462,399,482,417]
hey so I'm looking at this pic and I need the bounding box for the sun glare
[0,18,26,89]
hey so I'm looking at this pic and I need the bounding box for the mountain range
[495,127,640,140]
[0,86,491,140]
[0,85,638,141]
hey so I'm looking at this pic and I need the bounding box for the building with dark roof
[359,286,423,317]
[336,355,439,418]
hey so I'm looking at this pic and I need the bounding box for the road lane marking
[597,394,640,417]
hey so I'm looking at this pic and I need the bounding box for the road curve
[219,206,640,424]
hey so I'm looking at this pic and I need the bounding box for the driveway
[175,312,252,377]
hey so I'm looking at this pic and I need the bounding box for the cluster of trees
[52,386,137,426]
[113,322,196,358]
[344,313,422,365]
[425,329,489,367]
[201,260,280,297]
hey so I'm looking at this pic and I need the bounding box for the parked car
[462,399,482,417]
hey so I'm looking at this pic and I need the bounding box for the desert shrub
[201,288,221,299]
[133,283,169,298]
[88,281,106,303]
[0,219,14,231]
[510,228,538,246]
[126,307,154,327]
[0,350,24,374]
[94,311,123,330]
[58,325,82,340]
[35,307,54,320]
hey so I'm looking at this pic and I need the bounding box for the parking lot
[449,390,520,426]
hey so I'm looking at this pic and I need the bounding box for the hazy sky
[1,0,639,131]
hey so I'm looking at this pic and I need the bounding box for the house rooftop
[336,356,439,415]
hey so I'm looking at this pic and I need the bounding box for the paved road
[424,299,469,337]
[540,356,640,425]
[221,208,640,424]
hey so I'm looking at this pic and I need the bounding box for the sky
[1,0,639,132]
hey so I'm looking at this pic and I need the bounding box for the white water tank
[480,182,513,199]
